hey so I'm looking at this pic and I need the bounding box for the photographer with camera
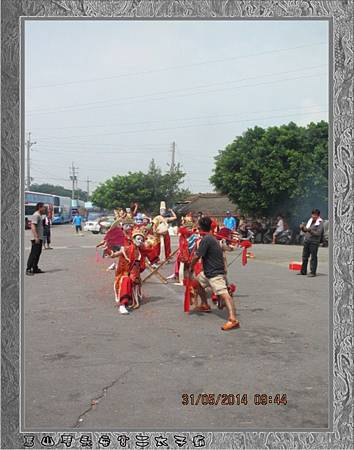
[298,209,324,277]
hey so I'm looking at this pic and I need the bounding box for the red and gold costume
[151,214,171,261]
[142,225,160,264]
[114,230,146,309]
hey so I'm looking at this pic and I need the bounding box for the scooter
[262,226,273,244]
[275,229,292,245]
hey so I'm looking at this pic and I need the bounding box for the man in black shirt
[190,216,239,331]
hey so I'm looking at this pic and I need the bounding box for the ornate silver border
[1,1,353,449]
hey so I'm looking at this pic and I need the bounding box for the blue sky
[25,19,328,194]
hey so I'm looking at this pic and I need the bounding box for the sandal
[221,319,240,331]
[195,304,211,313]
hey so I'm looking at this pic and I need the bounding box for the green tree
[210,121,328,223]
[91,160,190,214]
[29,183,89,201]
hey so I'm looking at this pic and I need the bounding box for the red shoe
[195,304,211,313]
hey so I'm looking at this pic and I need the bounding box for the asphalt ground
[24,224,329,430]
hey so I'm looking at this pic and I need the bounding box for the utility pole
[25,132,36,189]
[69,162,79,200]
[86,177,91,200]
[170,141,176,174]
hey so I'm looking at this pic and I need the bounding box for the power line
[31,144,170,152]
[29,103,327,134]
[31,173,101,185]
[31,109,328,144]
[27,41,326,90]
[26,65,326,115]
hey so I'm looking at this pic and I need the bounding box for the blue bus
[52,196,72,224]
[25,191,55,229]
[25,191,72,228]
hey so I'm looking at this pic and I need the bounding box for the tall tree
[29,183,89,201]
[210,121,328,223]
[91,160,190,214]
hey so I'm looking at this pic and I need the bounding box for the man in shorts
[72,212,83,234]
[190,216,239,331]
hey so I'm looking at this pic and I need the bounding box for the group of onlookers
[220,208,325,277]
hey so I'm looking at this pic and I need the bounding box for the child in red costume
[110,228,146,315]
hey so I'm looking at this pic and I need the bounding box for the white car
[83,213,104,234]
[83,215,115,234]
[98,216,116,234]
[84,219,101,234]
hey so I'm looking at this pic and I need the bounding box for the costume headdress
[132,226,146,239]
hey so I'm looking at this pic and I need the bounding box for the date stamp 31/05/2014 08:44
[181,393,288,407]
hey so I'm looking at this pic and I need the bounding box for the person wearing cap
[223,210,236,231]
[110,227,146,314]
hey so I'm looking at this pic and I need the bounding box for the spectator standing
[233,214,240,230]
[223,210,236,231]
[298,209,324,277]
[43,214,53,250]
[26,202,46,275]
[272,215,284,244]
[72,212,83,235]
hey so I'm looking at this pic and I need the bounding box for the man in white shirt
[26,202,46,275]
[298,209,324,277]
[272,215,284,244]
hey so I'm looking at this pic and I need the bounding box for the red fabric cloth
[178,235,190,263]
[242,247,248,266]
[163,232,171,259]
[183,278,191,313]
[114,245,143,305]
[194,260,202,276]
[143,242,160,264]
[104,227,125,249]
[115,275,132,306]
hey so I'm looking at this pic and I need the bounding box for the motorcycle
[262,225,273,244]
[274,228,293,245]
[250,221,264,244]
[239,224,255,243]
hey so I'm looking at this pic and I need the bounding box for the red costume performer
[149,202,177,262]
[111,228,146,315]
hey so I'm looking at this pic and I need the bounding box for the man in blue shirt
[72,213,83,234]
[223,210,236,231]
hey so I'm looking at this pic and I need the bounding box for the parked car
[83,214,115,234]
[83,212,105,234]
[98,215,116,234]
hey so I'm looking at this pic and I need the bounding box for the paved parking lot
[24,225,329,430]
